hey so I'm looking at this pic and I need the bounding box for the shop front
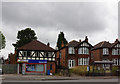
[17,59,47,74]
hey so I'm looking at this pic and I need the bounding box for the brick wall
[47,62,56,73]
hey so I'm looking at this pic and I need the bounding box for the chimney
[85,36,88,42]
[47,42,50,47]
[79,39,81,42]
[115,39,119,42]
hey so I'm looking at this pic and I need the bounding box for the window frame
[78,47,89,54]
[68,47,75,54]
[103,48,109,55]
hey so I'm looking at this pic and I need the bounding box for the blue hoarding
[28,60,47,63]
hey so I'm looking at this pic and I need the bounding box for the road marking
[2,79,119,83]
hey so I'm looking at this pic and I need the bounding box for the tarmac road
[1,81,118,84]
[1,79,119,84]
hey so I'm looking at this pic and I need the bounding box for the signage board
[28,60,47,63]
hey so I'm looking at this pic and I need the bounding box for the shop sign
[17,59,28,63]
[28,60,47,63]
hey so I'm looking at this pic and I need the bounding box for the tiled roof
[93,41,111,50]
[18,40,55,51]
[66,40,79,47]
[111,39,120,47]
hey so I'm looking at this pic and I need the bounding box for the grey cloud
[1,2,117,59]
[2,2,108,33]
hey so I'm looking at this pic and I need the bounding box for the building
[56,36,93,69]
[17,40,56,74]
[92,39,120,67]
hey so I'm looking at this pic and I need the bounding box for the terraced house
[92,39,120,67]
[56,36,93,69]
[17,40,56,74]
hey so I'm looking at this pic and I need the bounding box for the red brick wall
[56,46,92,68]
[92,48,113,61]
[56,48,67,67]
[47,62,56,73]
[92,49,101,61]
[8,53,17,64]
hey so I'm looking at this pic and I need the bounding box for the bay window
[78,47,89,54]
[112,49,120,55]
[78,58,89,65]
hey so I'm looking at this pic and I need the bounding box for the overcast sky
[1,1,118,59]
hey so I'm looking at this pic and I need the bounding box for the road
[1,79,119,84]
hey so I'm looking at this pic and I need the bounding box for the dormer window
[68,47,75,54]
[103,48,109,55]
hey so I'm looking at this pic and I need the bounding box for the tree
[13,28,37,48]
[0,31,6,50]
[56,32,68,49]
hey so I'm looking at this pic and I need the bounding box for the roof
[93,41,111,50]
[18,40,55,51]
[111,39,120,47]
[66,40,79,47]
[77,40,93,48]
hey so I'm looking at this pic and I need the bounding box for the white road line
[2,79,119,83]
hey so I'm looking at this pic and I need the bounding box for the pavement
[1,74,119,81]
[1,74,120,84]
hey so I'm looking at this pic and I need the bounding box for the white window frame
[78,47,89,54]
[103,48,109,55]
[78,58,89,65]
[68,59,75,68]
[68,47,75,54]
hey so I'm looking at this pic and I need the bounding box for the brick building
[17,40,56,74]
[92,39,120,67]
[4,53,17,64]
[56,36,93,69]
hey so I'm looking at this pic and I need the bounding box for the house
[92,39,120,67]
[16,40,56,74]
[8,53,17,64]
[56,36,93,69]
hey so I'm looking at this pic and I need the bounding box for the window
[103,48,109,55]
[112,49,120,55]
[68,59,75,68]
[59,52,61,58]
[68,47,75,54]
[26,64,44,72]
[81,43,89,47]
[22,51,27,56]
[50,64,52,70]
[115,44,120,47]
[78,58,89,65]
[78,47,89,54]
[27,51,31,57]
[48,52,52,57]
[35,52,40,57]
[113,59,120,65]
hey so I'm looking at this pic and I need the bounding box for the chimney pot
[79,39,81,42]
[85,36,88,42]
[47,42,50,47]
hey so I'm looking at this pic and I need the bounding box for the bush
[69,66,91,76]
[112,66,119,72]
